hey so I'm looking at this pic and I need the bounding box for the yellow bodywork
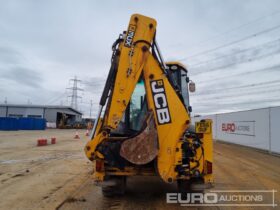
[195,120,214,184]
[85,14,213,185]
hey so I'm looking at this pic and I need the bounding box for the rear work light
[204,160,213,174]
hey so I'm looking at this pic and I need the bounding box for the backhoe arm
[85,14,191,183]
[142,53,190,182]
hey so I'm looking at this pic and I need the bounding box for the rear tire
[102,176,126,197]
[177,178,205,194]
[177,179,191,194]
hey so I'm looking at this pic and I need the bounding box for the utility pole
[4,97,7,104]
[90,100,93,118]
[67,76,83,110]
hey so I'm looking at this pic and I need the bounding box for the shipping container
[0,117,18,131]
[0,117,46,131]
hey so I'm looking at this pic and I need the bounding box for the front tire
[102,176,126,197]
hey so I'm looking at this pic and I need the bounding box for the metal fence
[193,106,280,154]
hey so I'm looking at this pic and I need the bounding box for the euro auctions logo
[166,190,277,207]
[222,123,236,132]
[167,192,218,205]
[221,121,255,136]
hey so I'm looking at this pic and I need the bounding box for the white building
[0,104,82,126]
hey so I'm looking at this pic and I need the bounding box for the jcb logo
[124,25,136,48]
[151,80,171,125]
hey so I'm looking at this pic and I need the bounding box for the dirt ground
[0,129,279,210]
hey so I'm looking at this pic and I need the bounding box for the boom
[85,14,212,187]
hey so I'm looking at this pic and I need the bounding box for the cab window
[130,80,147,131]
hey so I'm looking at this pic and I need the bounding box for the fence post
[268,107,271,153]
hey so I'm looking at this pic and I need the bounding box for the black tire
[177,179,191,195]
[189,177,205,193]
[102,176,126,197]
[177,178,205,194]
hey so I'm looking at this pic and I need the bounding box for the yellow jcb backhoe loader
[85,14,213,196]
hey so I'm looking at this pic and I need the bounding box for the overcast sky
[0,0,280,117]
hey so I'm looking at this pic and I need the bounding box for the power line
[80,101,99,105]
[89,100,93,118]
[192,87,280,101]
[193,79,280,96]
[190,50,280,76]
[82,81,106,86]
[193,98,280,115]
[193,88,280,102]
[45,92,67,105]
[195,64,280,84]
[193,97,280,107]
[189,38,280,67]
[176,10,280,52]
[179,24,280,61]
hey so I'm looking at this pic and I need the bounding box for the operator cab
[113,62,193,137]
[165,62,193,113]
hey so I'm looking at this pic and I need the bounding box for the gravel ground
[0,129,279,210]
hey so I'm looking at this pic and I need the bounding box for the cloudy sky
[0,0,280,117]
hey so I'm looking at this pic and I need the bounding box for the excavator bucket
[120,112,158,165]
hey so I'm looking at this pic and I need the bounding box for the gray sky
[0,0,280,117]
